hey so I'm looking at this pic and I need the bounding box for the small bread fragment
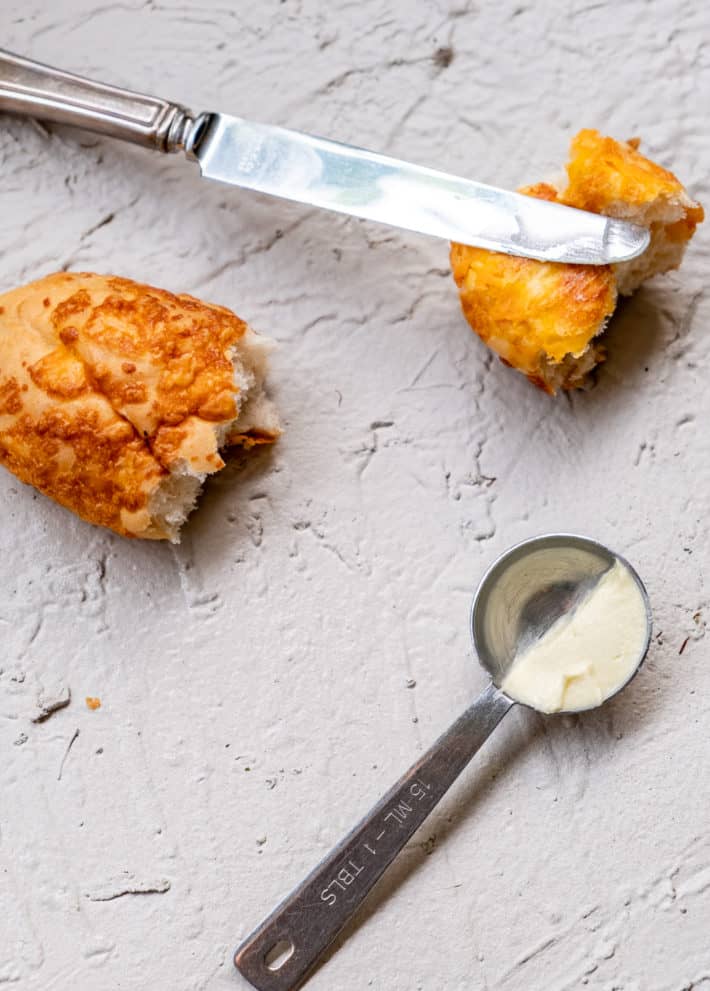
[0,272,280,540]
[451,129,704,393]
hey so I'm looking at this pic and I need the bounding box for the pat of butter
[501,560,648,713]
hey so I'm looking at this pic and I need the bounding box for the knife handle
[0,49,193,152]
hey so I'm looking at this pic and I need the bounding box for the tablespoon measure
[235,533,652,990]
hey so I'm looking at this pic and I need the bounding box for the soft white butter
[501,560,648,713]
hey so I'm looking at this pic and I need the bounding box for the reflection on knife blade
[186,112,650,265]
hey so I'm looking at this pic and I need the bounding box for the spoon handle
[234,682,513,990]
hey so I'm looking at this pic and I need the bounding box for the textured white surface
[1,2,709,989]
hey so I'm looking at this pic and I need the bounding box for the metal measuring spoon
[235,533,652,991]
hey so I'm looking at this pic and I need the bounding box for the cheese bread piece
[451,130,703,392]
[0,272,280,539]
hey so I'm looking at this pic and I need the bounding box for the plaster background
[1,1,709,988]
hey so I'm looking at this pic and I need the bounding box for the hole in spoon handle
[234,683,512,991]
[233,770,441,991]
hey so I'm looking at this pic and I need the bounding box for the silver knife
[0,50,649,264]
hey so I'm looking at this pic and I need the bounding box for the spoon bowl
[471,533,652,711]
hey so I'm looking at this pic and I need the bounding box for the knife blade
[0,50,650,264]
[187,112,649,264]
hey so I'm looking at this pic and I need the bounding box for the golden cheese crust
[451,182,617,390]
[451,130,703,392]
[563,130,705,240]
[0,272,276,538]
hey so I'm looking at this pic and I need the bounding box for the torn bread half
[451,129,704,393]
[0,272,280,540]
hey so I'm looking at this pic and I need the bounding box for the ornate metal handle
[234,682,513,991]
[0,49,193,152]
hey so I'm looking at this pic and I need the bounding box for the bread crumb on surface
[451,129,704,393]
[85,697,101,710]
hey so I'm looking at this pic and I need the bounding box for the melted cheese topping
[501,561,648,713]
[0,272,275,538]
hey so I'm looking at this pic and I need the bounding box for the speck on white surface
[1,2,709,990]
